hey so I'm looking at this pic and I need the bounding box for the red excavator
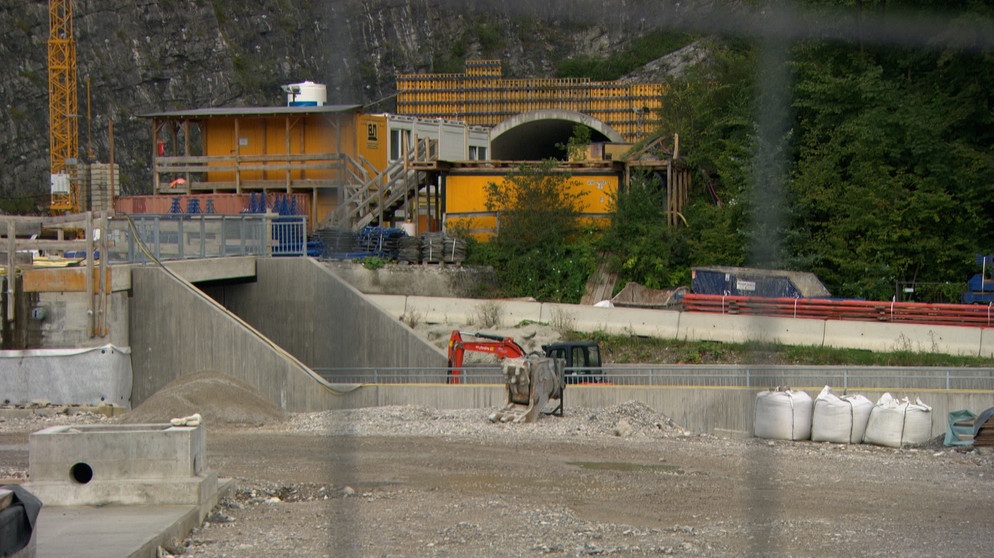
[446,330,606,385]
[447,330,527,384]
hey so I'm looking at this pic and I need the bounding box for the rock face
[0,0,694,203]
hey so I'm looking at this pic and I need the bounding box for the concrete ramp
[130,258,447,412]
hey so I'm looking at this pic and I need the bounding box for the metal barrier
[104,214,307,263]
[682,293,994,327]
[313,365,994,391]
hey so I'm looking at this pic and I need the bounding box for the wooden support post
[6,221,15,322]
[152,119,161,193]
[109,121,116,206]
[98,212,109,337]
[666,159,674,228]
[85,212,94,337]
[182,119,190,191]
[234,118,241,194]
[285,116,292,191]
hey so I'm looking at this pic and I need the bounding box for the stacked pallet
[420,233,466,264]
[973,407,994,447]
[397,236,421,263]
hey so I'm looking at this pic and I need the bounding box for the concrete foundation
[24,423,220,521]
[0,344,132,407]
[130,258,447,412]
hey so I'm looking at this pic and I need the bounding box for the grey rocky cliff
[0,0,694,203]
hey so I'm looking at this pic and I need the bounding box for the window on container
[390,128,411,161]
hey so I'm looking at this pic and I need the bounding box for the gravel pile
[272,400,690,440]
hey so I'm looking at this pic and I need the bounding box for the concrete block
[823,321,983,356]
[678,312,825,346]
[978,328,994,359]
[29,423,205,482]
[25,423,218,512]
[402,296,544,326]
[544,303,681,338]
[0,345,132,407]
[495,300,543,327]
[404,296,472,323]
[26,474,218,509]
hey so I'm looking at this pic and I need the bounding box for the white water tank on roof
[282,81,327,106]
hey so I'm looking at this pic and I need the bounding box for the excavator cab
[542,341,607,384]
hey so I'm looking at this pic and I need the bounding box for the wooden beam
[21,267,112,293]
[6,221,14,321]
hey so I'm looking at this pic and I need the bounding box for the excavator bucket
[489,355,566,423]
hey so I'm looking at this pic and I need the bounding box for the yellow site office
[123,62,683,236]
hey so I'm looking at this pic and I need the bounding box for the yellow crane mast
[48,0,79,215]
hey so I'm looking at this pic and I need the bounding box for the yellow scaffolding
[396,60,664,143]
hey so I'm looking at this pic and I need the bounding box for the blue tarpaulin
[944,409,977,446]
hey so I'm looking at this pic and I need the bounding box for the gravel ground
[4,397,992,558]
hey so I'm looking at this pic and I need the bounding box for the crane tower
[48,0,79,214]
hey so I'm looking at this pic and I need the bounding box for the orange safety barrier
[681,294,994,328]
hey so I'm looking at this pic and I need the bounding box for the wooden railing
[321,138,437,231]
[152,152,351,193]
[0,212,110,336]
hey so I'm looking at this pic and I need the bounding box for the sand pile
[120,370,284,427]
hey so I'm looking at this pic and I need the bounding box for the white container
[811,385,873,444]
[754,386,813,441]
[284,81,327,106]
[862,393,933,448]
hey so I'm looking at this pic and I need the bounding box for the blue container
[691,266,830,298]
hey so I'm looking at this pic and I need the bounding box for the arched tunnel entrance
[490,110,625,160]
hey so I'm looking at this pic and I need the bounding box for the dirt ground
[2,371,993,558]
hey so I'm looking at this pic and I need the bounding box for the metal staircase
[321,139,437,231]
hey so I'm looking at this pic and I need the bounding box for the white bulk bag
[754,387,813,441]
[811,386,873,444]
[862,393,933,448]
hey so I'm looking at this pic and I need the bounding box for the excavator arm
[447,330,527,384]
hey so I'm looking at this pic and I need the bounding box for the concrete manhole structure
[24,423,223,521]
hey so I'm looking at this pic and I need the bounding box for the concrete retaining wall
[0,345,131,407]
[130,259,447,411]
[336,383,993,438]
[370,294,994,357]
[204,258,447,371]
[326,261,496,298]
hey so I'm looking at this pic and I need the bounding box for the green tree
[469,161,596,302]
[557,124,592,161]
[601,172,687,289]
[787,38,994,299]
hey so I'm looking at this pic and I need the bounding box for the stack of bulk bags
[810,386,873,444]
[862,393,933,448]
[754,386,813,441]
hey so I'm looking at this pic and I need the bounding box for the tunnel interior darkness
[491,118,613,160]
